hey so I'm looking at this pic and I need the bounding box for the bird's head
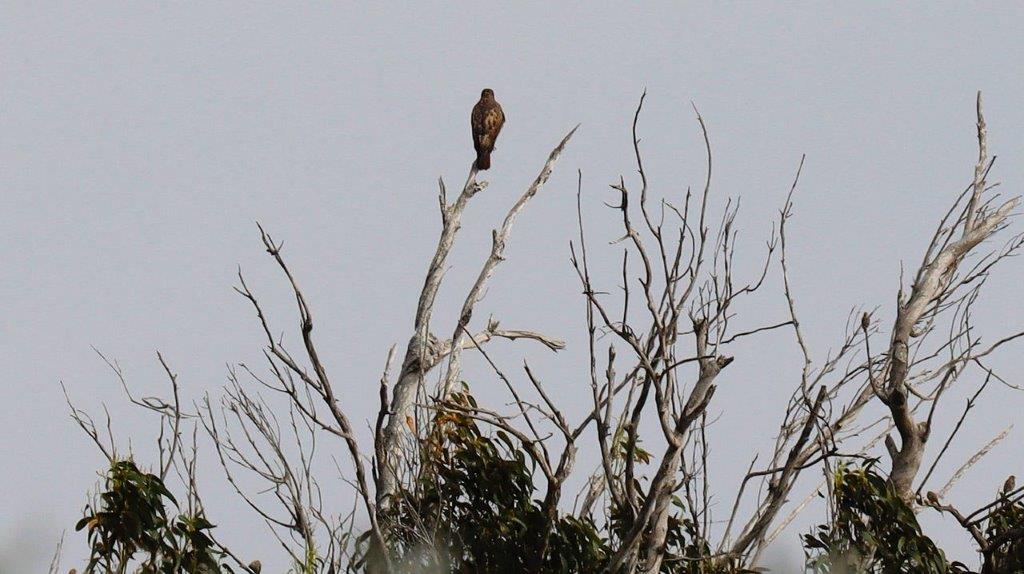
[481,88,495,100]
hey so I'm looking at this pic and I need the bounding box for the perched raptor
[471,88,505,170]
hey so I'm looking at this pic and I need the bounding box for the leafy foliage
[804,461,948,574]
[374,390,608,573]
[76,459,232,574]
[367,390,743,573]
[980,485,1024,573]
[605,491,737,573]
[76,434,1024,573]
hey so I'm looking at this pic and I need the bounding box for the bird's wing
[471,103,487,149]
[471,102,484,129]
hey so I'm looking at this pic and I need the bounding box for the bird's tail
[476,151,491,170]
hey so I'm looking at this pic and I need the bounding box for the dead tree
[64,93,1022,574]
[375,128,577,504]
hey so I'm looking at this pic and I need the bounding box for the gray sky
[3,3,1023,572]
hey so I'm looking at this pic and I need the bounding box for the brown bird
[471,88,505,170]
[1004,475,1016,494]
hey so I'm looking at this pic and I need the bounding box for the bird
[1003,475,1016,494]
[471,88,505,170]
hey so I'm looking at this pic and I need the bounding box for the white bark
[378,127,578,504]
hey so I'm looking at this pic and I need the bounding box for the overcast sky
[3,3,1024,572]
